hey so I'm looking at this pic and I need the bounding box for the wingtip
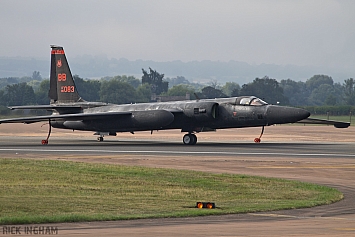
[334,123,351,128]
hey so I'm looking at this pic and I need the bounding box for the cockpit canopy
[205,96,268,106]
[237,96,268,106]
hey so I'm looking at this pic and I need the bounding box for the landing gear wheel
[190,134,197,145]
[183,134,197,145]
[97,137,104,142]
[254,138,261,143]
[183,134,191,145]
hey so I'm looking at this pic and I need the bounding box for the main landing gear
[183,133,197,145]
[94,132,117,142]
[182,126,265,145]
[254,126,264,143]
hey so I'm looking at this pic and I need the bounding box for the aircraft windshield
[239,97,268,106]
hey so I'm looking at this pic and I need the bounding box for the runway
[1,125,355,236]
[2,136,355,158]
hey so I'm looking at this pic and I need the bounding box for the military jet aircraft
[0,46,350,145]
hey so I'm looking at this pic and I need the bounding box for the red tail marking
[57,73,67,81]
[57,59,62,67]
[60,86,75,93]
[51,49,65,54]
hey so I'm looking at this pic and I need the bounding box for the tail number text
[57,73,67,81]
[61,86,75,93]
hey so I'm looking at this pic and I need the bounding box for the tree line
[0,70,354,116]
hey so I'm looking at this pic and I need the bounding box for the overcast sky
[1,0,354,71]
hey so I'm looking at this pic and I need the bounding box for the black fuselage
[50,98,309,134]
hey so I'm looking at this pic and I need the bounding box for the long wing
[0,111,132,124]
[297,118,350,128]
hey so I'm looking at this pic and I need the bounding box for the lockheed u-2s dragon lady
[0,46,350,145]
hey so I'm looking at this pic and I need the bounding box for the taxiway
[0,125,354,236]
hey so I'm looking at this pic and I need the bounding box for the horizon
[0,55,352,85]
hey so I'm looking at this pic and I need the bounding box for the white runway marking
[1,148,355,157]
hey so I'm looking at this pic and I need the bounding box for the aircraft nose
[266,105,310,125]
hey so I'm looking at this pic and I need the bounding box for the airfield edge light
[196,202,215,209]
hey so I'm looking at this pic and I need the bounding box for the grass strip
[0,158,343,224]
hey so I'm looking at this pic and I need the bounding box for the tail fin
[48,45,84,104]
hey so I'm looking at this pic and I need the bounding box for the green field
[0,159,343,224]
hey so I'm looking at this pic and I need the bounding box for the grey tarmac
[0,124,355,236]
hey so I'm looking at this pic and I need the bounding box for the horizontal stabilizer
[9,101,108,110]
[8,105,83,110]
[297,118,350,128]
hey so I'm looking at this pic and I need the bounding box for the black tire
[183,134,197,145]
[190,134,197,145]
[183,134,191,145]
